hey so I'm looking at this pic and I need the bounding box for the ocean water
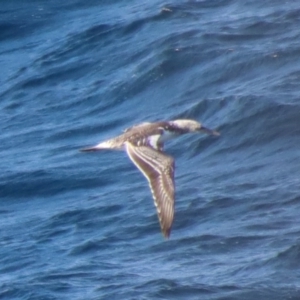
[1,0,300,299]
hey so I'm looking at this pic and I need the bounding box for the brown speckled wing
[125,142,175,238]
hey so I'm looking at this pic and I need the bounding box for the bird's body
[81,119,219,238]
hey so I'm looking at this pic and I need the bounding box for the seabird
[81,119,220,238]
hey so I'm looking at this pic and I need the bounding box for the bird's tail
[80,140,115,152]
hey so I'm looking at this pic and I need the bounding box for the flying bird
[81,119,219,238]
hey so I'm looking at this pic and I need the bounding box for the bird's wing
[123,122,152,132]
[125,142,175,238]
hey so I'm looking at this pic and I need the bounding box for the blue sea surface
[1,0,300,299]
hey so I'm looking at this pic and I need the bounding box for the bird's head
[171,119,220,136]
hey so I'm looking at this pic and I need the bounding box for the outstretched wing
[125,142,175,238]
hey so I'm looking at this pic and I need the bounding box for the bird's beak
[199,126,220,136]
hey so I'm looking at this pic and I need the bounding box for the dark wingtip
[162,228,171,239]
